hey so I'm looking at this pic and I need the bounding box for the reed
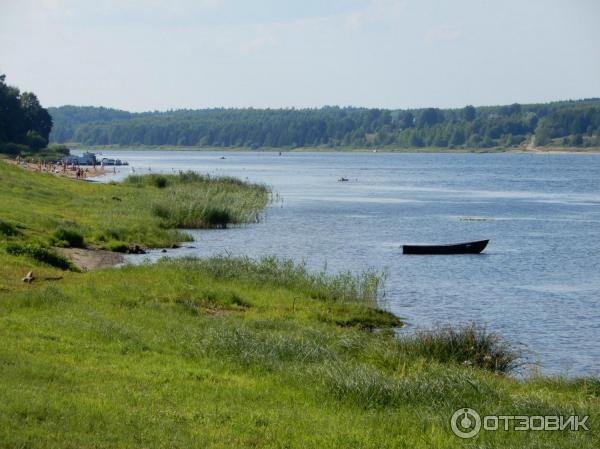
[400,323,522,374]
[174,255,385,304]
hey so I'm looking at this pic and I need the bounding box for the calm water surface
[89,150,600,376]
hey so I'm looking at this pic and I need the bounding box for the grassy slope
[0,161,598,448]
[0,160,268,288]
[0,261,598,448]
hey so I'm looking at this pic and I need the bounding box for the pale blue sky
[1,0,599,111]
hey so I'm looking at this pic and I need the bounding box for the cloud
[241,35,279,54]
[425,25,462,44]
[344,0,407,30]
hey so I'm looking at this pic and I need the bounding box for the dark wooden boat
[403,239,489,255]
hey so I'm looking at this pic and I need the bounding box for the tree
[0,75,52,154]
[21,92,52,144]
[25,130,47,150]
[462,105,476,122]
[571,134,583,146]
[400,111,414,129]
[417,108,443,128]
[449,128,466,145]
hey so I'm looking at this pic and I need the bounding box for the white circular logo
[451,408,481,439]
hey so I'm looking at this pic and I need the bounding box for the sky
[1,0,599,112]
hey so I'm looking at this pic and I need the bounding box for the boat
[402,239,489,255]
[338,177,349,182]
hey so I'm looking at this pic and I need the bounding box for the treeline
[0,74,53,155]
[0,75,52,155]
[0,74,69,160]
[50,99,600,149]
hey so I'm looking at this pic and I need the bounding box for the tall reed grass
[401,323,522,374]
[172,255,385,304]
[126,171,269,229]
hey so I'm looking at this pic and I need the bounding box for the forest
[50,99,600,150]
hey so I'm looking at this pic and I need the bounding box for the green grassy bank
[0,160,269,284]
[0,160,598,448]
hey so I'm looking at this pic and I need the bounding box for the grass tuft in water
[401,323,522,374]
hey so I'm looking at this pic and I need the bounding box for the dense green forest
[50,99,600,149]
[0,74,53,155]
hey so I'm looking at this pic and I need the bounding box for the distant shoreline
[65,144,600,154]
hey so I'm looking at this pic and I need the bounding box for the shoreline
[8,158,108,179]
[66,144,600,154]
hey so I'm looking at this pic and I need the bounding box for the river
[87,149,600,376]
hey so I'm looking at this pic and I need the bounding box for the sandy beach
[9,158,107,180]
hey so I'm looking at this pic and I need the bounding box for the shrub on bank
[52,226,86,248]
[102,240,129,253]
[0,143,29,156]
[0,219,20,237]
[402,323,521,374]
[5,242,76,271]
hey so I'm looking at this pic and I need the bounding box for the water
[89,149,600,376]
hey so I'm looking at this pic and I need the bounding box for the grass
[0,258,597,448]
[0,160,268,275]
[5,241,76,271]
[403,323,522,374]
[125,172,269,229]
[0,158,598,448]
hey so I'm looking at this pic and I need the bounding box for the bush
[46,144,70,156]
[124,175,145,187]
[52,226,86,248]
[25,130,47,151]
[323,306,401,330]
[5,242,76,271]
[103,240,129,253]
[0,143,29,156]
[403,323,521,374]
[153,175,168,188]
[0,219,20,236]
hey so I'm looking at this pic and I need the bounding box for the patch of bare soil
[56,248,124,271]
